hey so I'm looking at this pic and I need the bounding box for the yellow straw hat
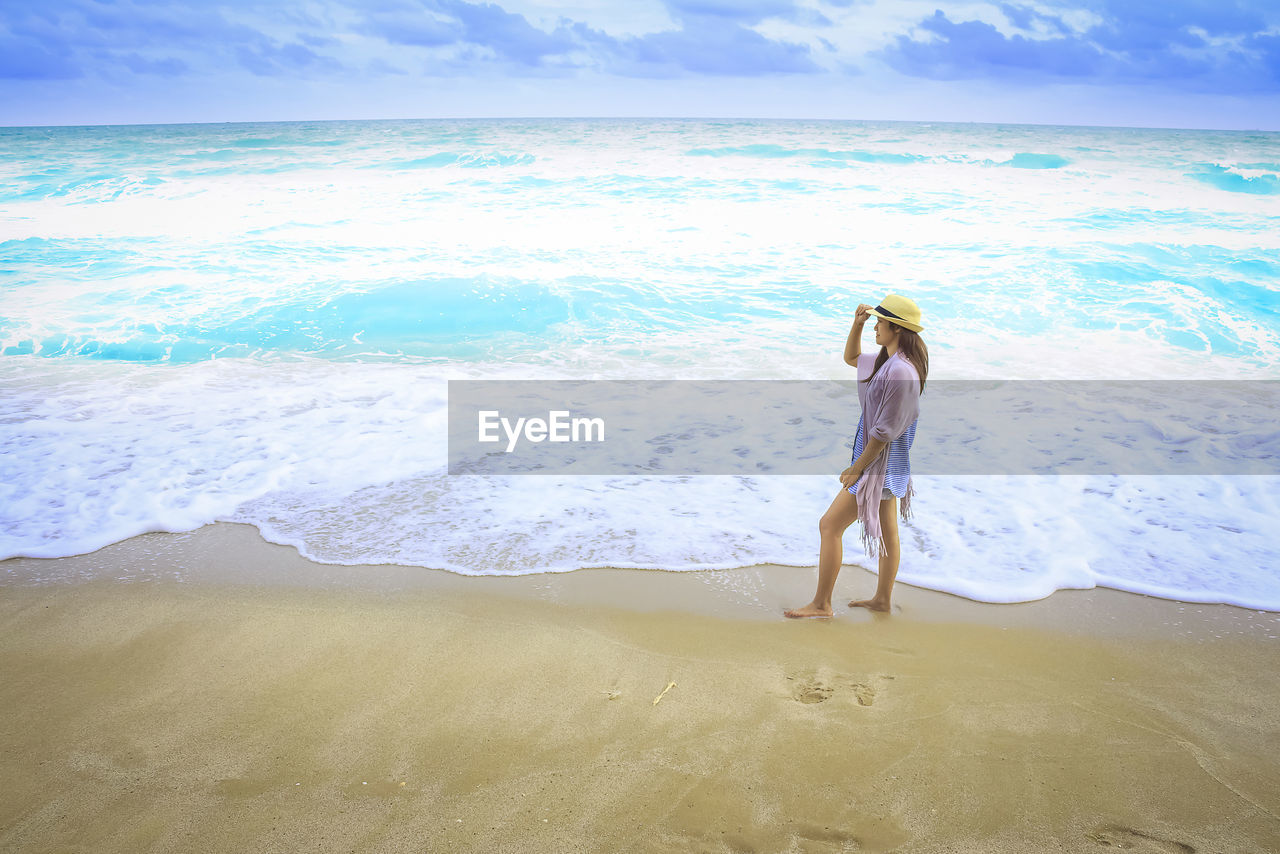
[867,294,923,333]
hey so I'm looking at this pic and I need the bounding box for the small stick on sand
[652,681,676,706]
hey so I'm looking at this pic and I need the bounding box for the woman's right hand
[854,304,874,325]
[839,466,862,489]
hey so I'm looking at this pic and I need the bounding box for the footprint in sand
[787,672,890,706]
[1087,824,1195,853]
[849,681,876,707]
[792,678,834,704]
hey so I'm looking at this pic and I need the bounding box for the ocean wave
[1,278,572,363]
[1,174,166,204]
[227,137,293,149]
[682,145,1073,170]
[1057,208,1256,230]
[374,151,537,169]
[999,152,1069,169]
[687,144,925,164]
[1189,164,1279,195]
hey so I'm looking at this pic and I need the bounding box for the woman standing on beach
[785,295,927,618]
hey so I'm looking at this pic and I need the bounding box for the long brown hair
[862,328,928,393]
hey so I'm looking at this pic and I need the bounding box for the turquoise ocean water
[2,119,1278,608]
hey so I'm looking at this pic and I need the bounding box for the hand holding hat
[866,294,923,333]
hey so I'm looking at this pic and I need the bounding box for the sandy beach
[2,523,1278,853]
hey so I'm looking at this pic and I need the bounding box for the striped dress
[849,412,916,499]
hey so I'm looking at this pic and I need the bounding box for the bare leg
[849,495,900,612]
[784,489,859,618]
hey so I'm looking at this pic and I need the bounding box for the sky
[1,0,1278,130]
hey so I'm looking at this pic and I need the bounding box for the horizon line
[3,115,1277,135]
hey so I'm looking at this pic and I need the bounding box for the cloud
[882,10,1102,79]
[120,53,189,77]
[1087,0,1266,49]
[0,35,81,79]
[0,0,319,81]
[362,8,462,48]
[880,1,1280,93]
[662,0,805,25]
[597,18,820,76]
[298,32,340,49]
[236,40,342,76]
[10,0,1268,102]
[996,3,1069,35]
[435,0,577,66]
[1085,0,1264,42]
[0,0,825,84]
[360,0,819,76]
[6,0,263,54]
[659,0,833,27]
[1252,32,1280,79]
[360,0,584,70]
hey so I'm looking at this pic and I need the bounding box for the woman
[785,294,928,618]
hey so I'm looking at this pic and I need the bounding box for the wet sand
[2,523,1278,853]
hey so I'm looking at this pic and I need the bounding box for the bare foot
[848,597,891,612]
[784,603,833,619]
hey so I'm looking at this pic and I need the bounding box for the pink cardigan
[853,351,920,557]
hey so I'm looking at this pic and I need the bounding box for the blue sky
[1,0,1278,129]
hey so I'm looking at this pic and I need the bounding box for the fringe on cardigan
[857,477,915,560]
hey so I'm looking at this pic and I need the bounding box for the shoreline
[4,521,1278,637]
[2,524,1279,852]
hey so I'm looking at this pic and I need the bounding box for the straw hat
[867,294,923,333]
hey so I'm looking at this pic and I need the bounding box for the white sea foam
[3,357,1278,609]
